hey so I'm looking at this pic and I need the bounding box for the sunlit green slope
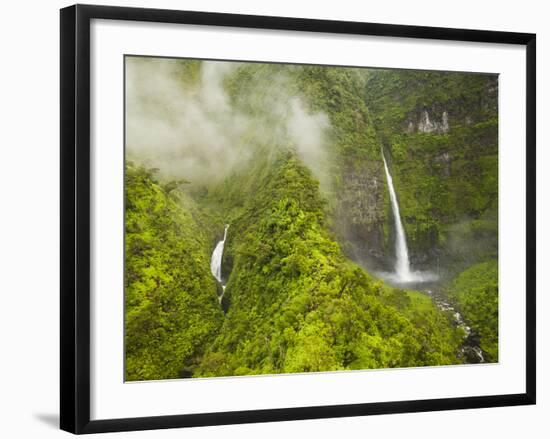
[194,153,463,377]
[124,164,224,381]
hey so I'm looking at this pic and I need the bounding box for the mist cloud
[125,57,331,187]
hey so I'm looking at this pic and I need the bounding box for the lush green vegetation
[124,59,499,380]
[446,261,499,362]
[364,70,498,271]
[125,164,223,381]
[193,154,462,376]
[217,63,389,265]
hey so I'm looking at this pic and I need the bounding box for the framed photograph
[60,4,536,434]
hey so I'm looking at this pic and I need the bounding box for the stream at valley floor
[426,288,485,364]
[378,277,485,364]
[380,148,484,364]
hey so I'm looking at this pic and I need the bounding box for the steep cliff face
[219,63,392,270]
[337,159,389,269]
[288,66,391,271]
[362,70,498,274]
[204,64,499,275]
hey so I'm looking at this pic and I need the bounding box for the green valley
[124,57,499,380]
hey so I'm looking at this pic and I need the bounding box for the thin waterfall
[381,150,413,282]
[210,224,229,295]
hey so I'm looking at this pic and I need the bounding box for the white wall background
[0,0,546,437]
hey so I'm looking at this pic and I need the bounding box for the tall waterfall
[381,151,413,283]
[210,224,229,288]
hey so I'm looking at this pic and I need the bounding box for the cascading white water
[381,151,413,283]
[210,224,229,291]
[379,151,438,284]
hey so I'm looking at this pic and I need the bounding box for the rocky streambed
[426,289,484,364]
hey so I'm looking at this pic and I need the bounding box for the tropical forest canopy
[124,57,498,381]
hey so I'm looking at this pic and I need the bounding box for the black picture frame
[60,3,536,434]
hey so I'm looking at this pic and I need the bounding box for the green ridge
[124,164,224,381]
